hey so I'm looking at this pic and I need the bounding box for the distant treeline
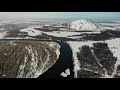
[82,30,120,41]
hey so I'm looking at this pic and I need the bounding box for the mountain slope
[70,19,97,31]
[0,41,60,78]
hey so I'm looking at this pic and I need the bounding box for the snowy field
[68,38,120,78]
[99,22,120,27]
[43,31,82,37]
[19,25,101,38]
[0,25,97,40]
[43,31,101,38]
[68,41,100,78]
[0,31,7,39]
[20,26,43,36]
[98,22,120,30]
[1,21,120,40]
[106,38,120,77]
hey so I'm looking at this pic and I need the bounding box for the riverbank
[39,41,74,78]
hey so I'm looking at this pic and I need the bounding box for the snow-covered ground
[3,21,119,40]
[70,19,97,31]
[0,31,7,39]
[99,22,120,27]
[19,25,101,39]
[16,42,60,78]
[60,68,70,77]
[49,42,61,60]
[43,31,100,38]
[52,25,65,28]
[68,38,120,78]
[5,36,35,39]
[19,26,80,38]
[59,28,69,31]
[69,19,120,31]
[20,26,43,36]
[106,38,120,77]
[43,24,51,27]
[98,26,117,31]
[68,36,83,39]
[0,28,5,31]
[98,22,120,30]
[68,41,99,78]
[0,20,120,78]
[106,38,120,61]
[43,31,82,37]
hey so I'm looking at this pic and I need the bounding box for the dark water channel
[39,41,74,78]
[0,39,74,78]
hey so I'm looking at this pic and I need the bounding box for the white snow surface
[43,31,100,38]
[60,69,70,77]
[98,26,117,31]
[20,26,42,36]
[60,72,67,77]
[96,22,119,31]
[65,69,70,75]
[68,41,96,78]
[43,31,82,37]
[43,24,51,26]
[106,38,120,61]
[70,19,118,31]
[106,38,120,77]
[5,36,35,39]
[49,42,61,59]
[52,25,64,28]
[70,19,97,31]
[59,28,69,31]
[17,42,60,78]
[68,38,120,78]
[0,31,7,39]
[99,22,120,27]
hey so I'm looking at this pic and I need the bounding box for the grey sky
[0,12,120,22]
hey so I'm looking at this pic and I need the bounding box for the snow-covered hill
[0,41,60,78]
[70,19,98,31]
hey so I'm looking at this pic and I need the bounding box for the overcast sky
[0,12,119,22]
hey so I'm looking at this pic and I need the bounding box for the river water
[39,41,74,78]
[0,39,74,78]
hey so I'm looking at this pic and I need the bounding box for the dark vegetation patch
[77,45,105,76]
[34,33,75,41]
[0,24,27,31]
[77,70,102,78]
[5,30,28,38]
[1,24,28,38]
[34,28,60,32]
[0,41,58,78]
[114,65,120,78]
[77,42,117,78]
[92,43,117,75]
[81,30,120,41]
[74,31,93,32]
[68,34,83,37]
